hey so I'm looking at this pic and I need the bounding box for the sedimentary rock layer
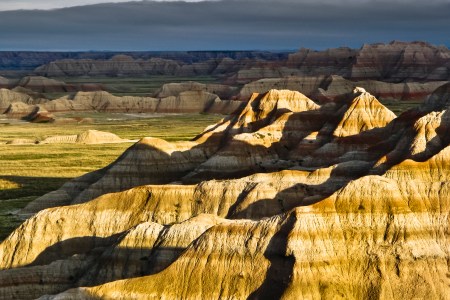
[1,85,449,299]
[0,89,242,120]
[238,75,448,102]
[32,42,450,83]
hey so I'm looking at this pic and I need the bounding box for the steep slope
[238,75,447,103]
[1,87,450,299]
[17,76,77,93]
[7,148,450,299]
[2,89,241,116]
[351,41,450,81]
[0,75,104,94]
[0,88,36,113]
[30,42,450,82]
[332,88,397,137]
[41,144,450,300]
[22,89,326,213]
[21,88,397,214]
[235,42,449,84]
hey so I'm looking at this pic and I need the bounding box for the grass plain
[44,76,219,99]
[381,100,423,115]
[0,113,223,240]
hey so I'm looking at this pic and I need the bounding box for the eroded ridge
[1,85,450,299]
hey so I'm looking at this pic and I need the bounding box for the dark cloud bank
[0,0,448,51]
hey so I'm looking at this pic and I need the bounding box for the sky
[0,0,202,11]
[0,0,448,51]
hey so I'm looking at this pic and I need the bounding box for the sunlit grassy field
[0,113,223,240]
[44,76,219,99]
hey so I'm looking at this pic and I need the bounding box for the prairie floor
[381,100,423,115]
[45,75,219,99]
[0,113,223,240]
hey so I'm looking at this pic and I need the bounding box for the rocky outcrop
[0,76,104,94]
[238,75,448,103]
[0,88,36,113]
[5,138,37,145]
[0,50,288,72]
[285,46,357,77]
[3,102,37,118]
[63,178,448,300]
[11,86,46,99]
[0,90,242,116]
[238,76,327,100]
[1,87,450,299]
[237,41,450,83]
[350,41,450,81]
[156,91,232,113]
[20,88,392,212]
[17,76,77,93]
[31,42,450,84]
[38,130,133,145]
[4,130,133,147]
[35,56,208,77]
[154,81,238,99]
[34,55,272,79]
[76,130,134,144]
[0,76,15,89]
[332,88,397,137]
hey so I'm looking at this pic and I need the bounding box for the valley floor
[0,113,222,240]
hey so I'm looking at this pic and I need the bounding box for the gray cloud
[0,0,203,11]
[0,0,448,50]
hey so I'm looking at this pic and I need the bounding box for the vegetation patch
[0,113,223,240]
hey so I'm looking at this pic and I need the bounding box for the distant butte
[30,41,449,82]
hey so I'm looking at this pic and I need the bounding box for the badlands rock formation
[2,74,445,122]
[16,76,77,93]
[0,50,286,72]
[2,42,448,120]
[44,90,241,114]
[34,55,230,78]
[237,75,447,102]
[38,130,134,145]
[350,41,450,81]
[0,89,242,120]
[154,81,238,99]
[32,42,450,83]
[1,86,449,299]
[238,41,450,83]
[0,88,39,114]
[0,76,103,94]
[3,130,133,146]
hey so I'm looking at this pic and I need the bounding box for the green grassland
[381,100,423,115]
[0,113,223,240]
[44,76,219,99]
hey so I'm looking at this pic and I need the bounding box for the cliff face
[0,50,286,72]
[238,75,448,103]
[0,89,242,120]
[1,86,450,299]
[0,88,37,113]
[350,41,450,81]
[0,76,104,94]
[31,42,450,83]
[236,41,450,83]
